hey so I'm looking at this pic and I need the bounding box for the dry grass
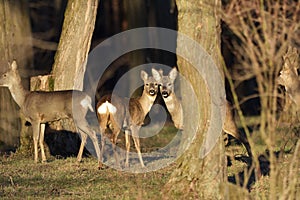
[1,122,299,199]
[0,156,174,199]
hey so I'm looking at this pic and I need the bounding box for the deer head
[152,67,177,98]
[0,61,21,89]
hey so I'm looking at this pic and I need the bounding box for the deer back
[23,90,89,123]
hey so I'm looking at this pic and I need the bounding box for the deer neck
[137,90,156,115]
[163,92,178,112]
[8,79,29,108]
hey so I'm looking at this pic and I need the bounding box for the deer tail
[80,95,94,112]
[97,101,117,115]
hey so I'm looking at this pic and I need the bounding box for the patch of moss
[48,76,55,91]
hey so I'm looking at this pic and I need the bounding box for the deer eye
[146,83,149,86]
[155,83,158,86]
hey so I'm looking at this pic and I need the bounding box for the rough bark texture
[50,0,98,132]
[0,0,33,153]
[163,1,227,199]
[52,0,99,91]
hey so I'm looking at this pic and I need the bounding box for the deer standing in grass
[0,61,101,166]
[96,70,159,168]
[152,67,252,157]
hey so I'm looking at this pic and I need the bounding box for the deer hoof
[98,162,108,170]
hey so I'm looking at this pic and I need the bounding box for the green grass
[0,125,178,199]
[0,156,174,199]
[1,120,299,199]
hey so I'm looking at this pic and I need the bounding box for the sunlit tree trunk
[52,0,99,91]
[49,0,99,132]
[163,1,227,199]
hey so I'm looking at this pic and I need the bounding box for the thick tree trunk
[163,1,227,199]
[49,0,98,133]
[0,0,33,154]
[52,0,99,91]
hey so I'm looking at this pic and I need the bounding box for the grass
[1,121,299,199]
[0,125,178,199]
[0,156,174,199]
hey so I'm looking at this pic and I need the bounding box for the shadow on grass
[44,126,91,159]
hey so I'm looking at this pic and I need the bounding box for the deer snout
[161,90,169,98]
[149,89,156,96]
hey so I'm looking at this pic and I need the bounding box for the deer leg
[99,126,105,169]
[112,142,121,169]
[77,131,87,163]
[112,128,122,168]
[124,129,130,167]
[131,126,145,167]
[39,123,47,162]
[77,120,101,166]
[32,122,40,163]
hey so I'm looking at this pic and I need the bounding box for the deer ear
[140,70,148,81]
[151,68,161,82]
[168,67,178,81]
[158,69,163,76]
[11,60,18,70]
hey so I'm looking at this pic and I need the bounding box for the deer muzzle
[161,91,169,98]
[149,89,156,96]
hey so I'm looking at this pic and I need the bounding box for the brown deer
[152,68,183,130]
[0,61,101,166]
[277,57,300,106]
[96,70,159,168]
[152,67,252,157]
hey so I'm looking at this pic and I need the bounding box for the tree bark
[49,0,98,132]
[0,0,33,154]
[52,0,99,91]
[163,1,227,199]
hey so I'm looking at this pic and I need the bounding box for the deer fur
[152,68,183,130]
[278,60,300,106]
[153,67,252,157]
[0,61,101,166]
[223,101,252,157]
[96,70,159,168]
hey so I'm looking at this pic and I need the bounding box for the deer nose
[149,89,156,96]
[162,91,169,98]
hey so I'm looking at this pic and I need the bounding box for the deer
[0,60,101,167]
[152,68,183,130]
[152,67,253,158]
[277,58,300,106]
[96,70,159,168]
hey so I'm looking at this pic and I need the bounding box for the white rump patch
[97,101,117,114]
[80,96,94,112]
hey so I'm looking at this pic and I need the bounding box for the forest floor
[0,117,299,199]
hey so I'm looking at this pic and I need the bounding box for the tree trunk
[0,0,33,154]
[52,0,99,91]
[163,1,227,199]
[50,0,99,132]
